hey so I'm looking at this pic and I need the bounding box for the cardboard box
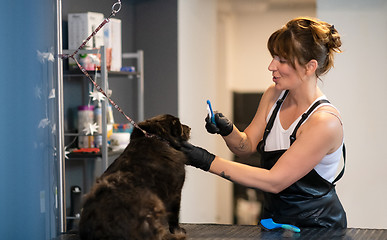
[68,12,105,70]
[68,12,105,50]
[104,18,122,71]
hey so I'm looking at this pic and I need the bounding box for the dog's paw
[173,226,186,234]
[167,227,186,240]
[169,224,186,235]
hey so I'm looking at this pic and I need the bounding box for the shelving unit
[62,46,108,173]
[61,46,144,228]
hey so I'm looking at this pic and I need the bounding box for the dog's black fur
[79,114,190,240]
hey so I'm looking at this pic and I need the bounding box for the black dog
[79,114,190,240]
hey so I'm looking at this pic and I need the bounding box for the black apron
[257,90,347,228]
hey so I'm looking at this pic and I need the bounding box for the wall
[0,0,59,238]
[219,0,316,92]
[317,0,387,228]
[178,0,233,224]
[134,0,179,119]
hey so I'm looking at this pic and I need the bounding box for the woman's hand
[181,141,215,171]
[205,112,233,136]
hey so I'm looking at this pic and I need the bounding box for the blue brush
[206,100,216,125]
[260,218,301,233]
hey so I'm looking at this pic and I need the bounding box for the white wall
[219,0,316,92]
[318,0,387,229]
[178,0,233,224]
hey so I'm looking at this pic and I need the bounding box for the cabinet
[61,46,144,226]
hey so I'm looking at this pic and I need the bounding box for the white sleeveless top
[265,91,343,183]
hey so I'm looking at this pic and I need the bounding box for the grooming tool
[206,100,216,125]
[260,218,301,233]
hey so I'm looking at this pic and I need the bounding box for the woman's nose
[268,58,277,71]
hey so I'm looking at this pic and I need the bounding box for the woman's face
[268,55,304,90]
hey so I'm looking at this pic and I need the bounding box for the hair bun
[327,24,342,53]
[330,25,336,34]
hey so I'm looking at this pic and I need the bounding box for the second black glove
[181,141,215,171]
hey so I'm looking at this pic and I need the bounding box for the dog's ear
[170,118,183,138]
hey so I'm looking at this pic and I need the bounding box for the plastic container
[78,105,94,148]
[110,132,130,151]
[113,123,133,133]
[110,123,133,151]
[107,104,115,140]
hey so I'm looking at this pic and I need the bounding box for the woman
[182,17,347,228]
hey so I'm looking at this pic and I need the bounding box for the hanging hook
[112,1,122,15]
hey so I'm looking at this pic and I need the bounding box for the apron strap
[289,99,330,145]
[261,90,289,147]
[288,98,346,185]
[332,143,346,184]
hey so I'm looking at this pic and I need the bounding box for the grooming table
[56,224,387,240]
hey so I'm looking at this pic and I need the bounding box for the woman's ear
[305,59,318,76]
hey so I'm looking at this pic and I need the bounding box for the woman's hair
[268,17,342,76]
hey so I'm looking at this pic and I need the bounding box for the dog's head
[130,114,190,149]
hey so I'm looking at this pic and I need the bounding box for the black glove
[205,112,233,136]
[181,141,215,171]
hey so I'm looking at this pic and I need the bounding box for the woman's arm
[221,85,280,157]
[209,110,343,193]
